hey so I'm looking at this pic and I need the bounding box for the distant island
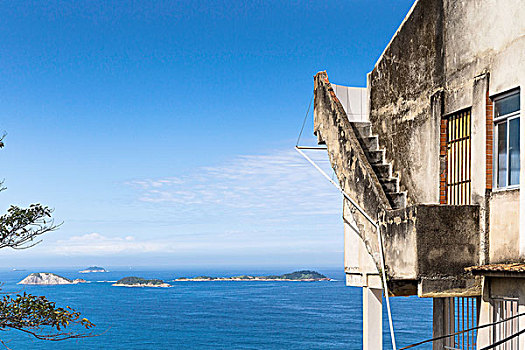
[112,277,171,288]
[79,266,108,273]
[174,270,331,282]
[18,272,87,285]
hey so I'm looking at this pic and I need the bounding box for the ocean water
[0,269,433,349]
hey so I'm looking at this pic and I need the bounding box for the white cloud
[51,233,169,256]
[127,149,341,216]
[45,230,342,257]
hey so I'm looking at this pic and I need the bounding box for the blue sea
[0,268,432,349]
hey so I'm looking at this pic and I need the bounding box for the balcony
[382,204,481,297]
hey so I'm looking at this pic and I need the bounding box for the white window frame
[493,90,520,190]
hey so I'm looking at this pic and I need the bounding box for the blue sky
[0,0,414,268]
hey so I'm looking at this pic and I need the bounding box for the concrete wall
[443,0,525,103]
[381,204,481,296]
[414,205,479,277]
[368,0,444,205]
[367,0,524,207]
[381,206,418,281]
[343,201,382,289]
[488,189,520,263]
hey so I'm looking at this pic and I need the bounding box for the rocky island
[112,277,171,288]
[174,270,331,282]
[79,266,108,273]
[18,272,86,285]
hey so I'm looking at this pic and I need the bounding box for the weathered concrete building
[306,0,524,348]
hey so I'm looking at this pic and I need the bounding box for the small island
[174,270,331,282]
[79,266,108,273]
[18,272,86,285]
[112,277,171,288]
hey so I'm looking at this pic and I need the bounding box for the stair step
[386,192,407,209]
[381,178,399,193]
[372,163,391,179]
[353,122,372,138]
[316,131,326,145]
[366,149,385,165]
[350,120,406,209]
[362,136,379,151]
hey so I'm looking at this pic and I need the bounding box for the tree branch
[0,132,96,347]
[0,205,61,250]
[0,293,96,342]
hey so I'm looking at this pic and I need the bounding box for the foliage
[116,277,165,285]
[278,270,328,280]
[0,205,59,250]
[193,276,215,280]
[84,266,105,271]
[181,271,329,281]
[0,133,95,347]
[0,293,94,341]
[231,275,254,279]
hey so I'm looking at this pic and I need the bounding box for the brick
[486,89,494,189]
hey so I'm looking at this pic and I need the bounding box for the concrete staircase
[351,122,406,209]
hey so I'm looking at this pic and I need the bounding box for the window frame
[493,89,520,190]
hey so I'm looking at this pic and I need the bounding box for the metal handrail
[399,312,525,349]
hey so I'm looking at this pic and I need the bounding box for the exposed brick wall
[486,90,493,189]
[439,117,448,204]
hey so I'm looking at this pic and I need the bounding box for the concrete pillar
[519,87,525,258]
[431,89,444,204]
[363,287,383,350]
[471,74,489,203]
[472,73,490,265]
[477,277,492,348]
[432,298,445,350]
[519,287,525,350]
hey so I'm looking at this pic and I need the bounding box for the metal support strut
[295,146,397,350]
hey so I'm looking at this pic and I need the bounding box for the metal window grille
[446,110,472,205]
[493,298,519,350]
[443,297,479,350]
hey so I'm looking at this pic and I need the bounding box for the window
[494,91,520,188]
[446,109,471,205]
